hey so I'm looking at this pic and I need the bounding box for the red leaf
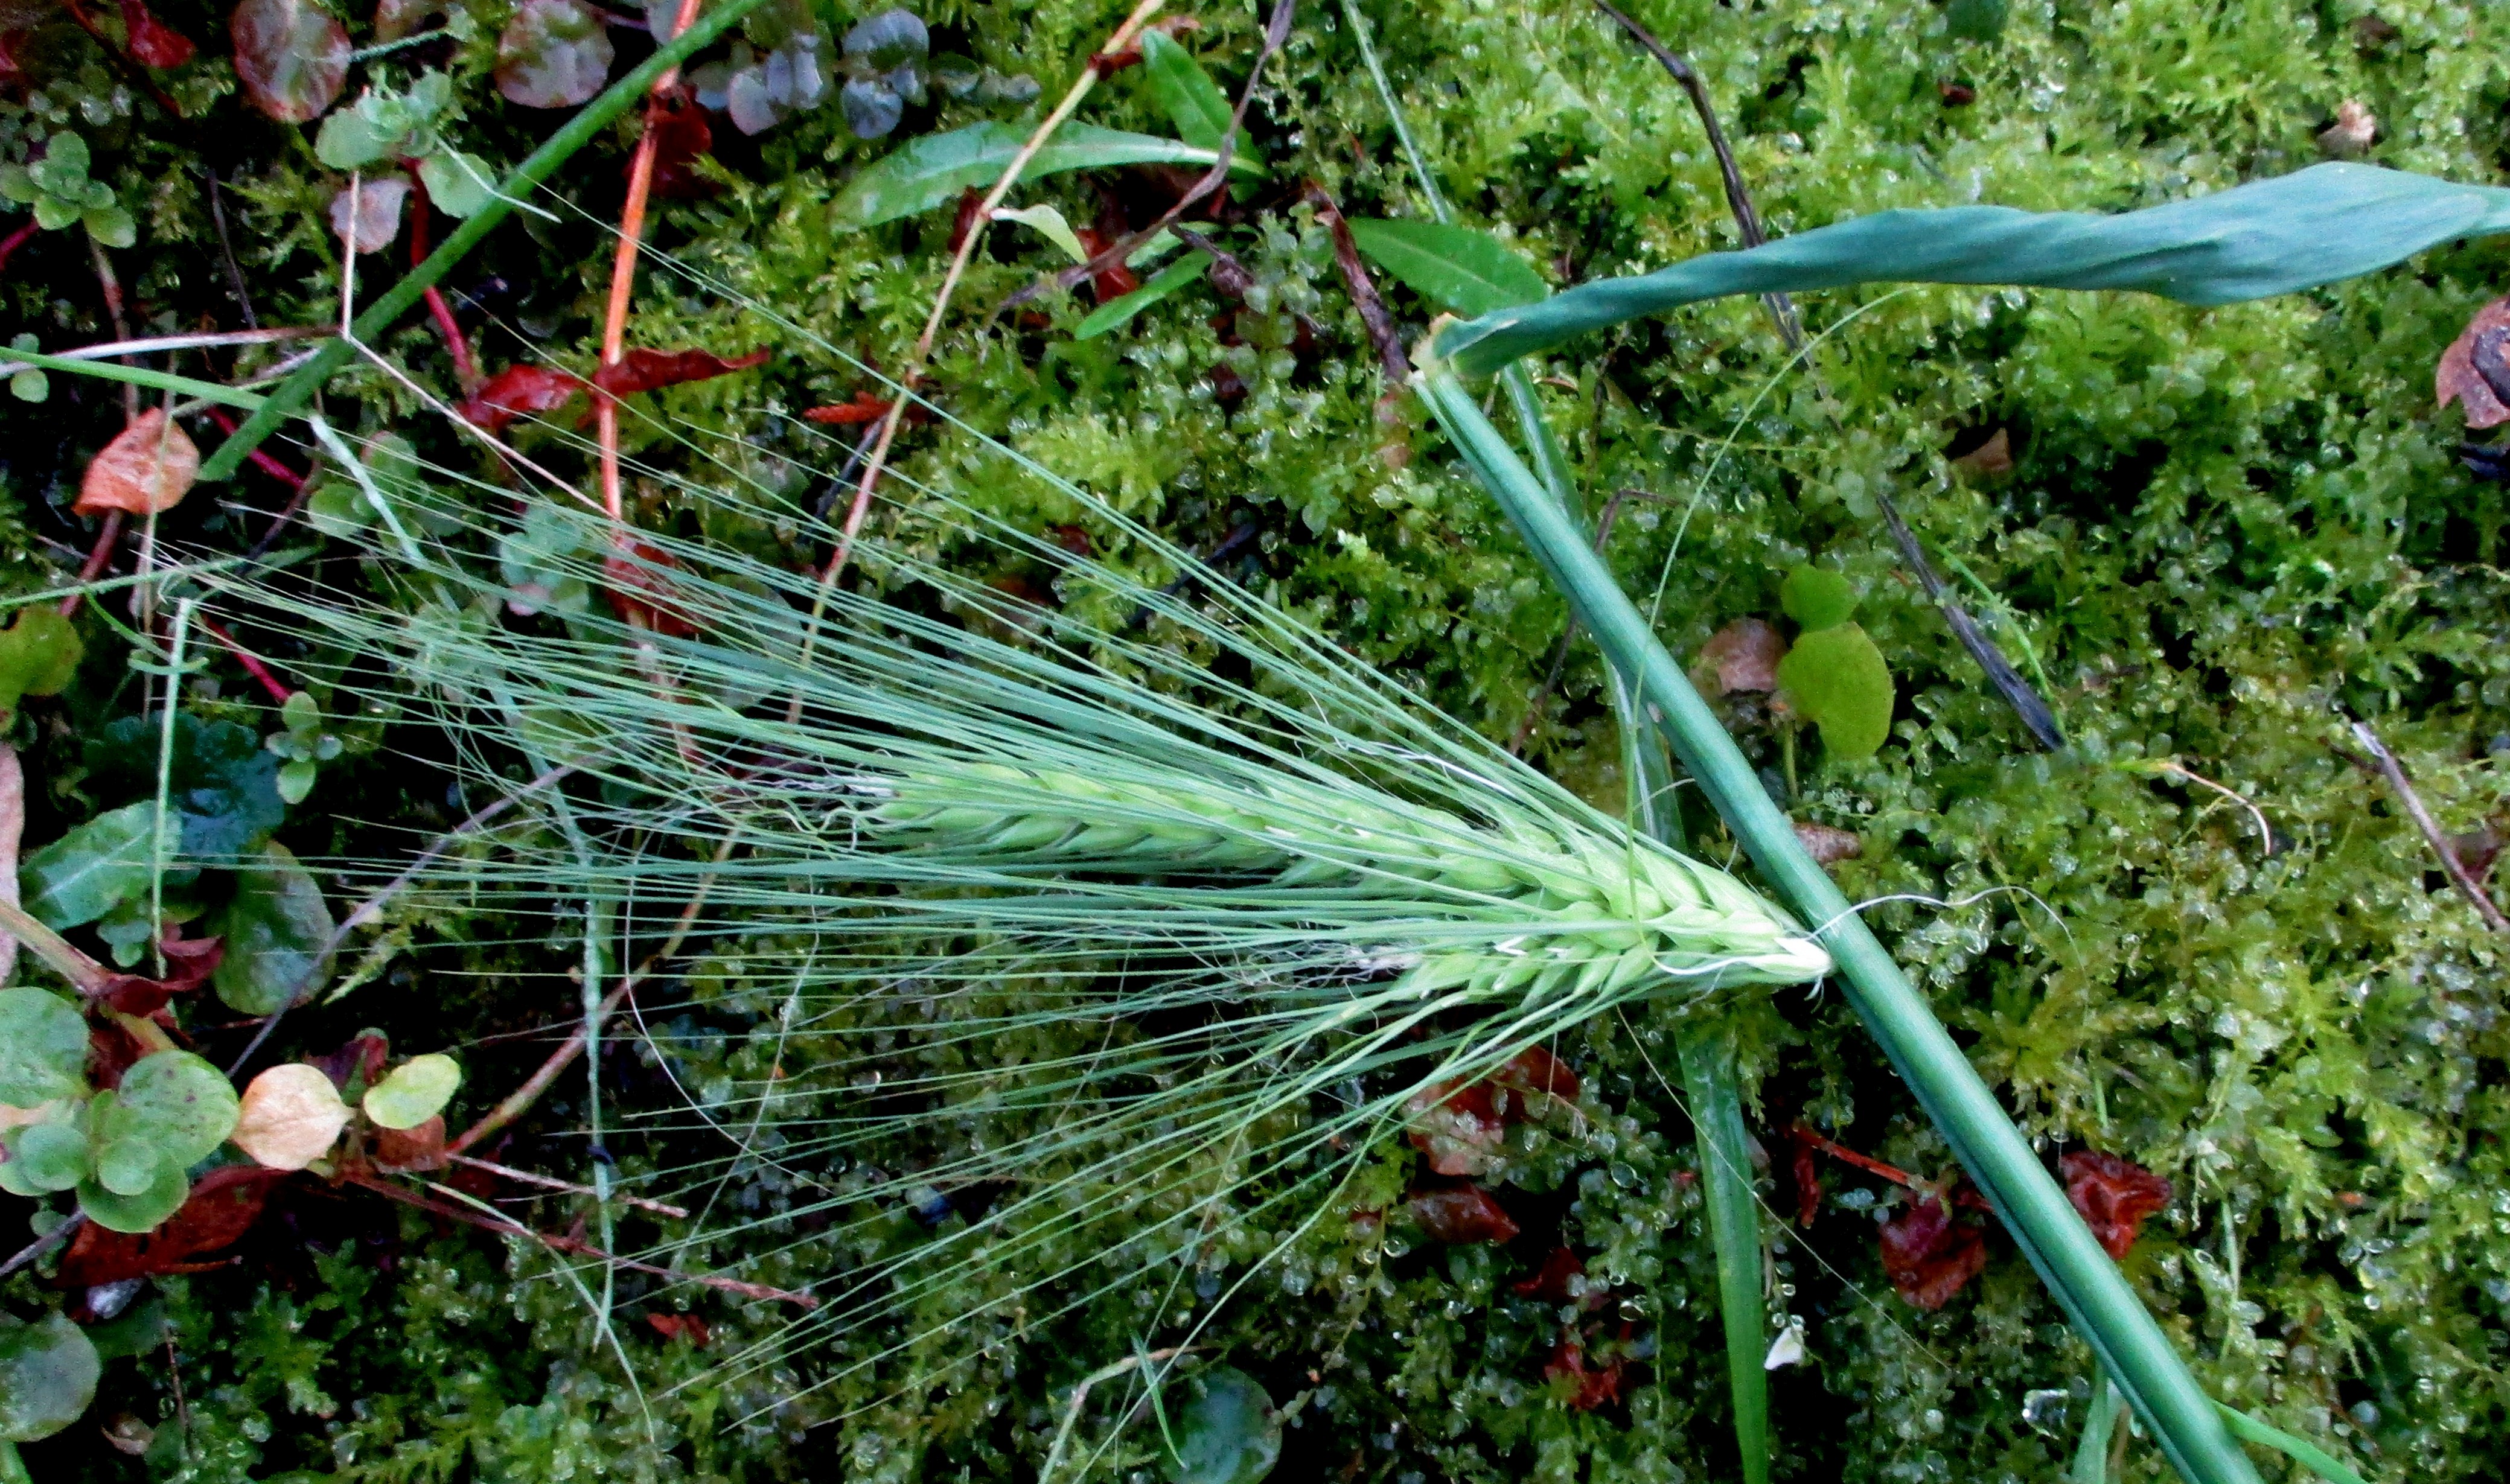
[2438,297,2510,429]
[86,1019,151,1091]
[95,930,224,1017]
[56,1165,286,1287]
[311,1031,389,1092]
[229,0,349,124]
[1788,1127,1822,1225]
[2061,1150,2173,1260]
[77,409,200,517]
[804,392,895,425]
[603,540,700,638]
[1511,1245,1586,1303]
[647,1312,711,1346]
[590,347,770,401]
[1405,1185,1519,1244]
[1698,618,1786,695]
[118,0,196,66]
[947,186,986,256]
[1543,1328,1625,1410]
[1405,1046,1580,1176]
[1877,1194,1986,1310]
[643,84,715,199]
[459,364,589,435]
[1073,226,1140,304]
[371,1113,445,1170]
[1493,1045,1580,1104]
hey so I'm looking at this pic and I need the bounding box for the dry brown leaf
[1697,619,1787,695]
[76,410,200,517]
[1793,821,1863,865]
[2436,298,2510,428]
[2318,99,2377,159]
[0,742,22,986]
[327,176,411,255]
[232,1062,351,1170]
[370,1113,445,1170]
[1950,427,2012,477]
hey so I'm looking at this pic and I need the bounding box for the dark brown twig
[992,0,1296,326]
[1591,0,2062,751]
[2351,720,2510,933]
[205,170,259,330]
[0,1213,82,1281]
[1301,180,1410,382]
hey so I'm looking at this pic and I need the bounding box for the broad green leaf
[10,1122,89,1192]
[76,1158,188,1232]
[417,151,496,219]
[20,801,174,929]
[363,1052,461,1129]
[1435,163,2510,374]
[105,1051,240,1168]
[1777,623,1895,761]
[0,987,88,1104]
[0,607,84,713]
[87,713,286,865]
[1077,251,1212,339]
[1346,218,1549,319]
[211,842,336,1016]
[93,1136,162,1196]
[0,1314,100,1442]
[495,0,615,109]
[1140,30,1234,158]
[1779,567,1858,631]
[1158,1366,1280,1484]
[831,123,1259,230]
[992,203,1090,264]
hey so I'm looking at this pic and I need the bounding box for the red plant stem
[404,168,479,390]
[1792,1125,1929,1192]
[57,510,124,619]
[205,407,306,489]
[197,617,292,705]
[0,221,37,276]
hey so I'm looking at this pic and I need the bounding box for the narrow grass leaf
[1140,31,1236,159]
[1078,251,1213,339]
[830,122,1262,230]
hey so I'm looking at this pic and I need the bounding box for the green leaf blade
[0,987,89,1104]
[1433,162,2510,374]
[21,801,175,929]
[0,1314,100,1442]
[1076,250,1212,339]
[1347,218,1548,318]
[1140,30,1236,158]
[210,841,336,1016]
[831,123,1259,231]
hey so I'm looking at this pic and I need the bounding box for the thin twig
[788,0,1170,688]
[2131,759,2273,855]
[0,326,327,380]
[87,235,139,420]
[206,170,259,328]
[57,511,125,620]
[1302,179,1410,382]
[446,1153,692,1217]
[349,1173,817,1307]
[445,838,728,1154]
[226,763,580,1075]
[198,617,293,705]
[2350,720,2510,933]
[0,1214,82,1281]
[1041,1346,1196,1483]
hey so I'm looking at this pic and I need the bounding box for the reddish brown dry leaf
[77,409,200,517]
[1938,80,1976,106]
[1793,821,1862,866]
[1405,1046,1582,1176]
[2437,298,2510,428]
[95,930,223,1016]
[119,0,196,66]
[312,1031,389,1092]
[1406,1185,1519,1244]
[643,84,716,199]
[1950,427,2012,476]
[0,742,21,987]
[56,1165,287,1286]
[2450,822,2504,881]
[86,1019,151,1091]
[804,392,896,425]
[1877,1194,1986,1309]
[2318,99,2377,159]
[459,364,589,435]
[1543,1327,1626,1411]
[229,0,350,124]
[647,1312,711,1346]
[371,1113,445,1169]
[1788,1127,1822,1224]
[2061,1150,2172,1259]
[590,347,770,401]
[1073,226,1142,304]
[603,540,701,639]
[947,186,987,255]
[1512,1245,1606,1308]
[1698,619,1786,696]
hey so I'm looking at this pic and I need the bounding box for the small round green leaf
[12,1122,90,1192]
[107,1051,241,1168]
[363,1053,461,1129]
[93,1136,162,1196]
[0,987,89,1106]
[1159,1366,1280,1484]
[77,1159,189,1233]
[1775,622,1896,760]
[0,1313,100,1442]
[1778,565,1859,632]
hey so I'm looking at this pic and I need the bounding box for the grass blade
[1433,162,2510,374]
[2212,1403,2369,1484]
[2072,1377,2121,1483]
[1414,360,2263,1484]
[1676,1026,1770,1484]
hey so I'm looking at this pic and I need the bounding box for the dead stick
[0,1214,82,1281]
[447,1153,691,1218]
[2351,720,2510,932]
[1301,180,1410,383]
[350,1173,816,1307]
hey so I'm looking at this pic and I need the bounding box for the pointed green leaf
[830,123,1259,231]
[1434,162,2510,374]
[1346,218,1549,318]
[21,801,176,929]
[1076,250,1212,339]
[1140,30,1235,157]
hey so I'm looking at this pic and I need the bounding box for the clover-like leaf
[1776,623,1895,760]
[210,841,334,1016]
[1159,1366,1282,1484]
[86,713,287,865]
[10,1121,92,1193]
[232,1062,351,1170]
[496,0,615,109]
[0,606,85,715]
[76,1153,190,1232]
[104,1051,238,1170]
[0,1313,101,1442]
[327,175,411,254]
[843,7,925,70]
[230,0,351,124]
[0,987,88,1104]
[416,150,495,218]
[1778,565,1859,631]
[363,1052,460,1129]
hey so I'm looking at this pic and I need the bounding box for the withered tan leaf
[76,410,201,517]
[2436,297,2510,429]
[232,1062,351,1170]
